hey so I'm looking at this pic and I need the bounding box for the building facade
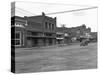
[56,27,71,44]
[11,14,92,48]
[11,12,56,48]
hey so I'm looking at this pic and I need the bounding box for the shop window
[15,40,20,45]
[15,32,21,46]
[15,32,20,39]
[11,31,21,46]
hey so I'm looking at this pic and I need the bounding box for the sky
[12,1,98,32]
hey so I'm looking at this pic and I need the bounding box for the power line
[45,6,98,15]
[11,9,31,16]
[11,5,97,16]
[15,1,94,7]
[11,7,36,15]
[11,9,34,16]
[16,7,36,15]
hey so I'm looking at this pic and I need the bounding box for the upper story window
[52,24,55,30]
[45,22,48,29]
[45,22,55,30]
[49,23,51,29]
[45,33,52,36]
[57,34,63,38]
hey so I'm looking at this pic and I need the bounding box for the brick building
[11,12,56,48]
[11,13,92,48]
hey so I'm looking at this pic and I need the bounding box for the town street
[15,43,97,73]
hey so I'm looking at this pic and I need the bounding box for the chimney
[42,12,45,16]
[24,16,27,19]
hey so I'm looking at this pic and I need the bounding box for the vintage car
[80,39,90,46]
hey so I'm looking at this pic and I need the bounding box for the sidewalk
[15,42,81,50]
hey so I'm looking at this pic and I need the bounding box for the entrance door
[32,38,38,47]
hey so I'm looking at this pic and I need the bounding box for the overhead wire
[15,1,94,7]
[45,6,98,15]
[11,9,33,16]
[11,7,36,16]
[11,2,98,16]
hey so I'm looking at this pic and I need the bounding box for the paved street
[15,43,97,73]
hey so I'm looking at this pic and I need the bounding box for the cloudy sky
[12,1,98,32]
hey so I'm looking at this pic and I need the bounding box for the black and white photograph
[11,1,98,74]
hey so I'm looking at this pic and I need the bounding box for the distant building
[68,24,91,40]
[11,12,57,48]
[56,27,71,44]
[56,27,64,44]
[56,24,92,43]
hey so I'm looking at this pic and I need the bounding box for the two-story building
[11,16,27,48]
[11,12,57,48]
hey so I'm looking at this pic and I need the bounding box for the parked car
[80,39,90,46]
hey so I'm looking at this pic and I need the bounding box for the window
[52,24,55,30]
[45,22,48,29]
[15,40,20,45]
[45,33,52,36]
[49,23,51,29]
[15,32,20,39]
[15,32,21,46]
[11,31,21,46]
